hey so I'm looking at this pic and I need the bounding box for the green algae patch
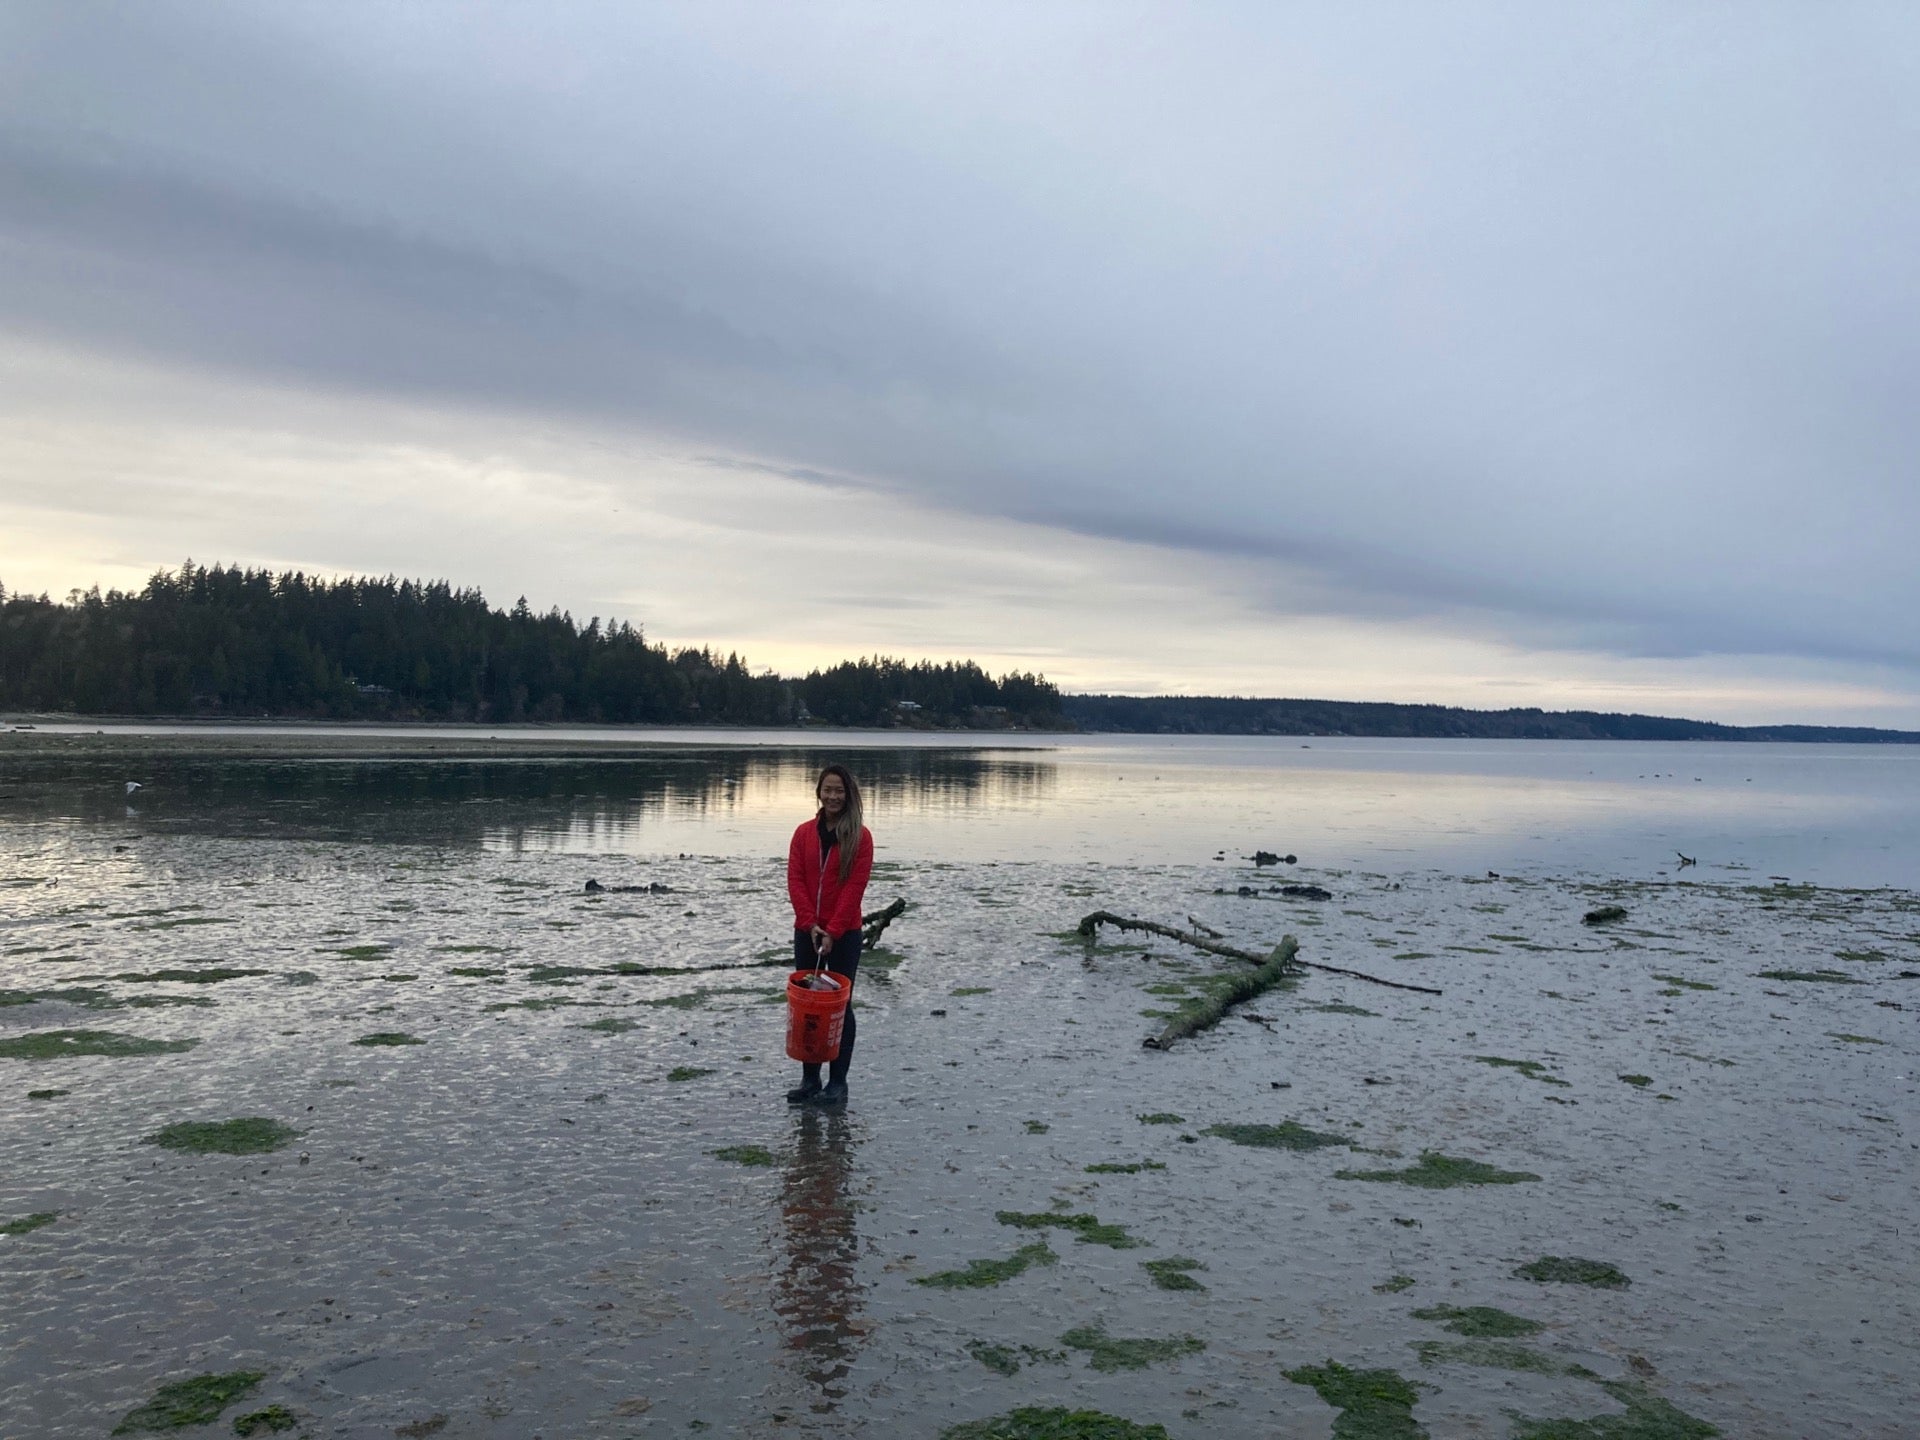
[327,945,393,961]
[27,1087,69,1100]
[351,1032,424,1046]
[917,1240,1056,1289]
[232,1406,298,1435]
[1137,1111,1185,1125]
[2,1210,58,1236]
[0,1029,199,1060]
[713,1144,776,1166]
[1141,1255,1208,1291]
[1411,1303,1541,1337]
[1285,1360,1426,1440]
[114,968,268,984]
[1516,1256,1630,1288]
[1619,1074,1652,1087]
[1829,1032,1884,1045]
[964,1341,1065,1377]
[1335,1151,1540,1188]
[1059,1322,1204,1372]
[1412,1339,1584,1376]
[1308,1001,1380,1016]
[1374,1274,1416,1293]
[1756,968,1862,984]
[1474,1055,1570,1086]
[1509,1380,1720,1439]
[1203,1120,1352,1151]
[147,1118,300,1155]
[113,1370,265,1433]
[1085,1161,1166,1174]
[996,1209,1142,1249]
[1583,906,1629,926]
[941,1408,1169,1440]
[668,1065,716,1081]
[951,986,993,996]
[448,966,507,978]
[1024,1120,1050,1134]
[1651,974,1716,991]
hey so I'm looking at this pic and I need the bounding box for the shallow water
[2,735,1917,1437]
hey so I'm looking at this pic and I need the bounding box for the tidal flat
[1,737,1916,1437]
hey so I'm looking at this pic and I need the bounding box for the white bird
[125,781,143,795]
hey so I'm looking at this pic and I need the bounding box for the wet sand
[2,817,1916,1437]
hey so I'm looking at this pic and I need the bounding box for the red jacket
[788,819,873,941]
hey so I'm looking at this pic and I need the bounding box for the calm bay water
[6,726,1917,885]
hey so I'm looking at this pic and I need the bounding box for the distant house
[894,700,922,712]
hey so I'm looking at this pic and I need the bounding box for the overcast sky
[2,2,1915,723]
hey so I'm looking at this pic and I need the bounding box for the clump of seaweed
[1024,1120,1050,1134]
[713,1144,776,1166]
[1308,1001,1379,1016]
[668,1065,716,1081]
[1335,1152,1540,1188]
[1059,1322,1204,1372]
[941,1408,1170,1439]
[1141,1256,1208,1291]
[1137,1112,1185,1125]
[351,1032,424,1046]
[1411,1304,1541,1337]
[1412,1340,1587,1376]
[576,1017,638,1034]
[1508,1380,1721,1438]
[0,1030,198,1060]
[1085,1161,1166,1174]
[113,968,268,984]
[1515,1256,1630,1288]
[26,1088,68,1100]
[964,1340,1067,1377]
[1651,975,1716,991]
[996,1209,1142,1249]
[1583,906,1628,925]
[112,1370,265,1434]
[1829,1033,1884,1045]
[1203,1121,1353,1151]
[146,1118,300,1155]
[1285,1359,1426,1439]
[1374,1275,1416,1294]
[2,1211,59,1237]
[232,1406,298,1436]
[917,1241,1056,1289]
[1474,1056,1570,1086]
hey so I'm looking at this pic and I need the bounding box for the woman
[785,764,873,1106]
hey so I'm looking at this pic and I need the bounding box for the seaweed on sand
[1285,1360,1427,1439]
[1085,1161,1166,1173]
[941,1409,1169,1440]
[351,1032,424,1046]
[1335,1152,1540,1187]
[232,1406,298,1435]
[996,1209,1142,1249]
[1583,907,1629,926]
[0,1030,198,1060]
[916,1241,1056,1289]
[1141,1255,1208,1291]
[146,1118,300,1155]
[1411,1304,1541,1337]
[712,1145,777,1166]
[1059,1322,1204,1372]
[1755,969,1862,984]
[112,1370,265,1433]
[1474,1056,1571,1086]
[667,1065,715,1080]
[2,1211,58,1236]
[1411,1339,1585,1375]
[1515,1256,1630,1288]
[1203,1120,1352,1151]
[1508,1380,1720,1438]
[1137,1112,1184,1125]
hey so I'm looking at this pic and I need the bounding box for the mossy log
[1076,911,1441,995]
[1145,937,1299,1049]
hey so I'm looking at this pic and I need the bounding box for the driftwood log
[1076,911,1442,996]
[1145,936,1299,1049]
[862,898,908,947]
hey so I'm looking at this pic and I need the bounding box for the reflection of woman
[771,1109,864,1412]
[785,764,873,1106]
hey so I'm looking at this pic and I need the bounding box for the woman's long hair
[816,764,864,880]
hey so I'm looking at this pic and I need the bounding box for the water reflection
[770,1109,865,1415]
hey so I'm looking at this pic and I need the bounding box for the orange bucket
[785,970,852,1063]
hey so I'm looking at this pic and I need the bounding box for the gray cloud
[2,1,1916,678]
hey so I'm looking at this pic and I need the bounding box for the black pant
[796,927,861,1084]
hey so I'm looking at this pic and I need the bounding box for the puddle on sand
[1,824,1916,1437]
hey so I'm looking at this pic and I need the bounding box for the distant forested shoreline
[0,565,1061,730]
[1062,694,1920,744]
[4,565,1914,743]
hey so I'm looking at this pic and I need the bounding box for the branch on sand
[1075,911,1442,997]
[1146,936,1300,1049]
[862,898,908,947]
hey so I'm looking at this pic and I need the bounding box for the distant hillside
[1061,694,1920,744]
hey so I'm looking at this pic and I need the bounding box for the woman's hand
[811,925,831,957]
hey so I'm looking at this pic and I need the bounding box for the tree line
[0,565,1063,729]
